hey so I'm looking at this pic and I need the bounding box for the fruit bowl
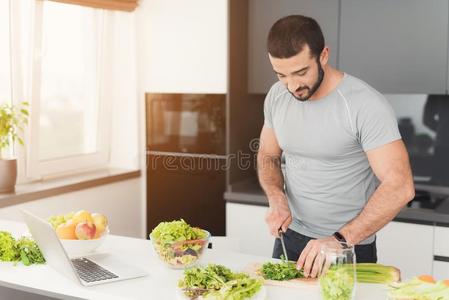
[48,210,110,256]
[150,229,210,269]
[60,227,109,255]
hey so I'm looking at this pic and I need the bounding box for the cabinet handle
[434,255,449,262]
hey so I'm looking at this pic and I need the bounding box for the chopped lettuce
[319,265,355,300]
[388,277,449,300]
[0,231,18,261]
[150,219,207,244]
[0,231,45,266]
[178,264,262,300]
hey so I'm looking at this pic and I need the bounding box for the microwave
[145,93,226,155]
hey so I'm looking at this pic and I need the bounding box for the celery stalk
[356,263,401,284]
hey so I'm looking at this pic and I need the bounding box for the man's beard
[291,61,325,102]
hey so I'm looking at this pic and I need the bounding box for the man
[257,15,415,278]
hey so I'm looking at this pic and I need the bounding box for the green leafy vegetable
[319,265,355,300]
[150,219,209,267]
[150,219,207,244]
[388,277,449,300]
[178,264,263,300]
[260,255,304,281]
[15,236,46,266]
[0,231,45,266]
[0,231,17,261]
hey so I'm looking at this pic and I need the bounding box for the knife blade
[278,229,289,261]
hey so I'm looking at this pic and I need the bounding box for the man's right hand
[265,194,292,237]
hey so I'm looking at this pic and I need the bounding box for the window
[0,1,11,105]
[27,1,110,178]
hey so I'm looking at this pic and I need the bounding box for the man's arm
[257,125,292,237]
[339,139,415,245]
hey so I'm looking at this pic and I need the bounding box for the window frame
[26,0,111,179]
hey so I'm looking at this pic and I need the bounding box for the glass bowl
[150,230,210,269]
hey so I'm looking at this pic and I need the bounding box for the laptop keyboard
[71,258,119,283]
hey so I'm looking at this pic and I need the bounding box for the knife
[278,229,289,261]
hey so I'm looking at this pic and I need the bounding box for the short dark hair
[267,15,325,59]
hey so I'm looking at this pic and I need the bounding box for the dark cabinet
[147,154,226,235]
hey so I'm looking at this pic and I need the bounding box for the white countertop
[0,219,389,300]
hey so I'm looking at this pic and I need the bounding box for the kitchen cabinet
[434,226,449,257]
[247,0,339,94]
[376,221,434,280]
[226,202,274,257]
[433,261,449,279]
[433,226,449,279]
[147,154,226,236]
[339,0,449,94]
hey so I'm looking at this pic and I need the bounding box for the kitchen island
[0,219,388,300]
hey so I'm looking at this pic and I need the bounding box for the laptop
[22,210,148,286]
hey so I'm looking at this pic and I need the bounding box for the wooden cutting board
[244,262,318,288]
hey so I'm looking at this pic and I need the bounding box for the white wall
[0,178,143,238]
[136,0,228,93]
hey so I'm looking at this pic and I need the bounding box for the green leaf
[178,264,262,299]
[20,251,30,266]
[260,256,304,281]
[0,102,29,152]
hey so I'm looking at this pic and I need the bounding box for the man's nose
[287,78,300,93]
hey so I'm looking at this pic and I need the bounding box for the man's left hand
[296,236,341,278]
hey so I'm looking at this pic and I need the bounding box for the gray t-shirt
[264,73,401,244]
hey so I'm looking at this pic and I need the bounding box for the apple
[72,210,94,225]
[56,220,77,240]
[75,222,96,240]
[92,213,108,239]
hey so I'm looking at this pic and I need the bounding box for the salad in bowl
[150,219,210,269]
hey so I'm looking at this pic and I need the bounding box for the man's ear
[320,47,329,66]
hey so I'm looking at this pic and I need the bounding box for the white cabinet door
[226,202,274,257]
[376,221,434,280]
[433,226,449,279]
[339,0,448,94]
[248,0,339,94]
[433,261,449,279]
[137,0,228,93]
[434,226,449,257]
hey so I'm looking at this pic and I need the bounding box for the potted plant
[0,101,29,193]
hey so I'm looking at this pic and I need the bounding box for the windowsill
[0,168,141,208]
